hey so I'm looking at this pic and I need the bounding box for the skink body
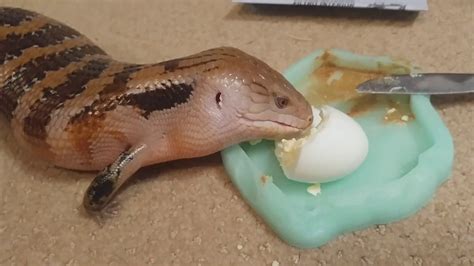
[0,7,313,212]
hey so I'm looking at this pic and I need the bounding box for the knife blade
[356,73,474,95]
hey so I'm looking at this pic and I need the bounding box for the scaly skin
[0,7,313,212]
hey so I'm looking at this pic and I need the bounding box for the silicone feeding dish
[221,49,454,248]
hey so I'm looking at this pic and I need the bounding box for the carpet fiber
[0,1,473,265]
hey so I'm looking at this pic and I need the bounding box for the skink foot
[83,144,148,214]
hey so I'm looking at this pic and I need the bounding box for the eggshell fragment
[307,184,321,196]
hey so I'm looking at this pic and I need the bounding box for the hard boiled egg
[275,106,369,183]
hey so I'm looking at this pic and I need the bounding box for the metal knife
[356,73,474,95]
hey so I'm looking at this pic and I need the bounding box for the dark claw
[83,166,120,213]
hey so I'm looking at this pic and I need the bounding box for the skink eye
[275,96,289,109]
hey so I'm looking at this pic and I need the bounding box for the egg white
[275,106,369,183]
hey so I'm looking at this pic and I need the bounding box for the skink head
[211,47,313,140]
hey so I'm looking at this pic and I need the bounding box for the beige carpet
[0,0,473,265]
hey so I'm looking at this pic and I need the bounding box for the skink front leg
[83,144,149,213]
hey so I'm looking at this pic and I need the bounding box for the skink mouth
[270,120,304,130]
[240,113,311,131]
[265,118,314,133]
[271,114,314,131]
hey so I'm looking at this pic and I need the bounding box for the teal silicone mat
[221,49,454,248]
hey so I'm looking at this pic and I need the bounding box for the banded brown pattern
[0,7,35,27]
[0,45,106,120]
[69,72,195,125]
[0,8,107,121]
[63,48,232,126]
[67,65,145,125]
[0,23,82,63]
[119,80,195,118]
[23,59,111,139]
[0,15,49,39]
